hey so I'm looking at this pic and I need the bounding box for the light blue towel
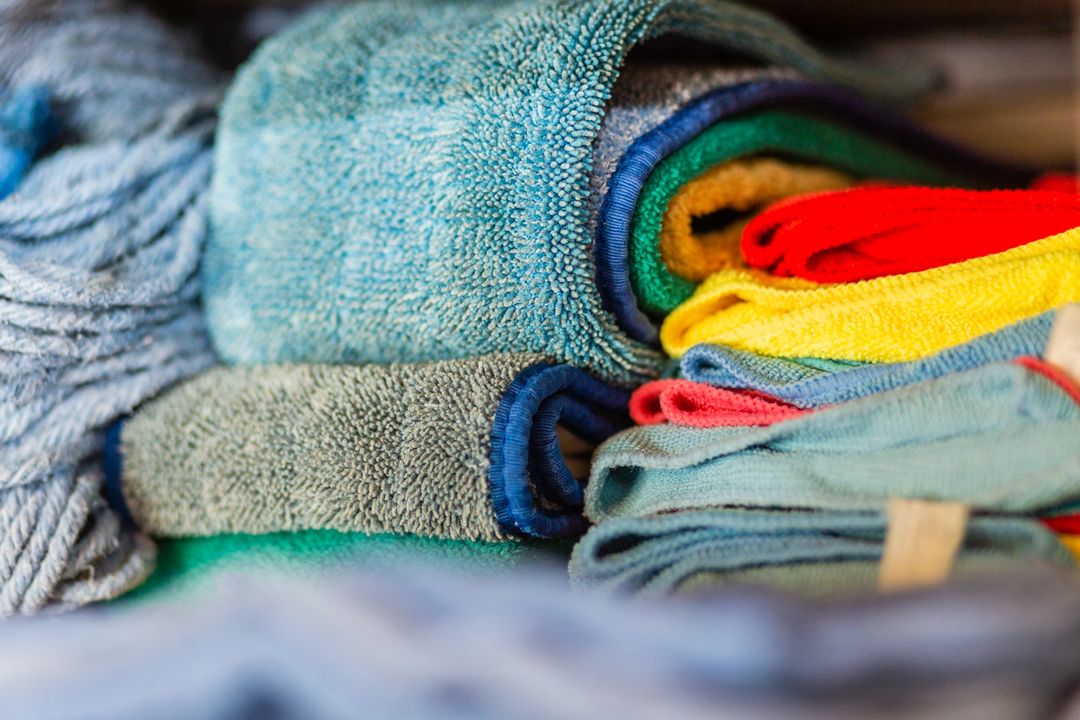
[680,311,1055,408]
[569,509,1072,596]
[587,361,1080,523]
[204,0,935,385]
[573,360,1080,594]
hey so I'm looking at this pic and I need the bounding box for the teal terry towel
[569,509,1072,596]
[203,0,935,385]
[571,360,1080,592]
[120,355,629,541]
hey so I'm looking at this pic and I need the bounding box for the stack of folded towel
[116,0,1050,596]
[572,180,1080,594]
[7,0,1071,605]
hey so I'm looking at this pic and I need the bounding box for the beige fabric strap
[879,498,970,591]
[1046,303,1080,385]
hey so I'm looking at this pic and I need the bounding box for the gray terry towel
[120,355,630,541]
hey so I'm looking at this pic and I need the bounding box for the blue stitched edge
[530,393,627,509]
[489,364,630,539]
[593,78,1040,345]
[102,419,136,528]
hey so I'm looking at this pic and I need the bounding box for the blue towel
[570,509,1071,596]
[681,311,1055,408]
[574,360,1080,594]
[586,360,1080,523]
[204,0,939,385]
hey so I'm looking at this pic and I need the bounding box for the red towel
[1044,515,1080,534]
[629,379,806,427]
[741,186,1080,283]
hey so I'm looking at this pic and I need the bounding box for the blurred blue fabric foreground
[3,565,1080,719]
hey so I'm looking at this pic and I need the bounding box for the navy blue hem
[489,364,630,539]
[593,78,1040,345]
[102,419,135,528]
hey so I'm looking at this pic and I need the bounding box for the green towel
[121,355,629,541]
[125,530,568,602]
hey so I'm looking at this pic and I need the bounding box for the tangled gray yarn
[0,0,221,613]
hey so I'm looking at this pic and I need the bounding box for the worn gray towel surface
[121,355,630,541]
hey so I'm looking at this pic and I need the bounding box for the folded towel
[742,186,1080,283]
[596,79,1038,341]
[659,157,853,282]
[1061,535,1080,562]
[126,530,560,603]
[586,360,1080,524]
[577,359,1080,594]
[570,509,1072,596]
[681,311,1055,408]
[204,0,940,385]
[588,64,792,235]
[661,226,1080,361]
[0,0,222,614]
[121,356,629,541]
[629,378,805,427]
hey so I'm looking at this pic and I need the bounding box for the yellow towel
[661,226,1080,361]
[661,158,852,281]
[1058,534,1080,563]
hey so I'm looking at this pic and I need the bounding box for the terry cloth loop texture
[204,0,939,386]
[659,157,854,282]
[586,360,1080,524]
[629,378,806,427]
[661,226,1080,361]
[0,0,222,614]
[569,509,1072,596]
[742,186,1080,283]
[680,311,1055,408]
[595,79,1039,342]
[120,356,630,542]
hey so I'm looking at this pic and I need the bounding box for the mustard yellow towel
[661,226,1080,361]
[660,158,853,282]
[1059,535,1080,562]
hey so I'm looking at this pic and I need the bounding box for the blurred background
[145,0,1077,167]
